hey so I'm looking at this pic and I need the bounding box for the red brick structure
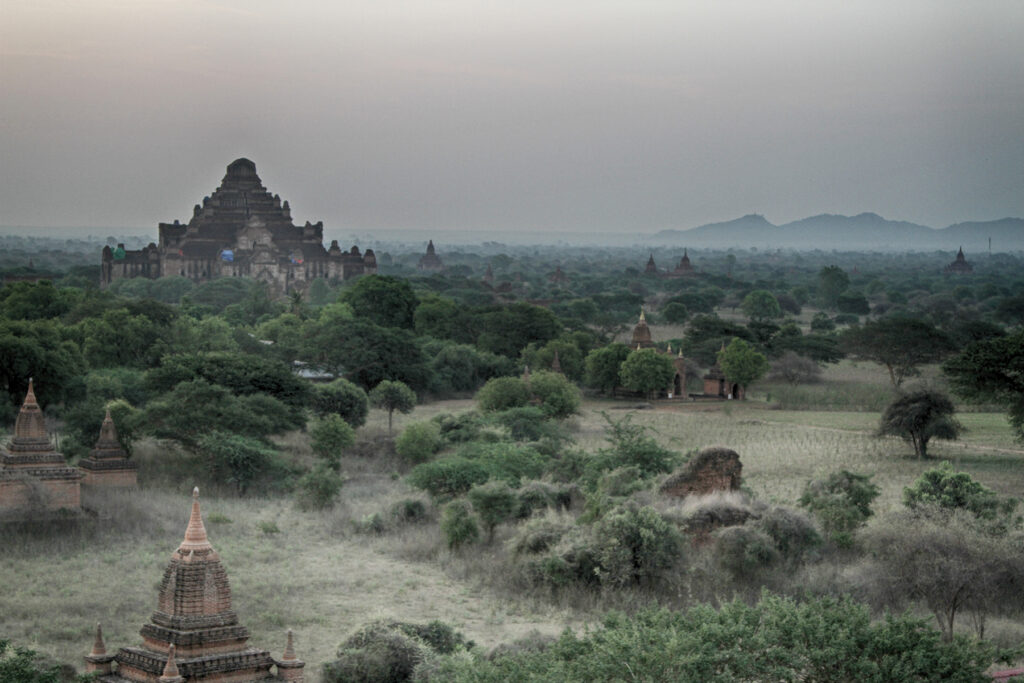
[622,311,692,398]
[944,246,974,275]
[0,380,81,512]
[630,310,657,349]
[664,249,696,278]
[79,410,138,488]
[660,447,743,498]
[644,253,658,274]
[702,344,743,399]
[88,488,304,682]
[417,240,444,271]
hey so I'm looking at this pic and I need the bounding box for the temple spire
[24,378,38,406]
[180,487,211,552]
[90,623,106,657]
[159,644,183,683]
[282,630,296,661]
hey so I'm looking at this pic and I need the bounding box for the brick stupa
[87,488,304,682]
[0,379,81,511]
[79,410,138,488]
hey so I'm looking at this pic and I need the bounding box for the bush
[767,351,821,385]
[390,498,429,525]
[310,415,356,470]
[510,513,574,555]
[593,503,682,587]
[468,481,519,542]
[196,431,279,495]
[712,525,780,577]
[475,376,531,413]
[528,370,581,419]
[432,411,486,444]
[295,464,345,510]
[395,421,442,464]
[312,378,369,427]
[589,413,679,480]
[441,500,480,550]
[799,470,880,547]
[491,406,550,441]
[753,505,820,562]
[457,442,548,486]
[407,457,491,500]
[903,462,1007,520]
[323,622,426,683]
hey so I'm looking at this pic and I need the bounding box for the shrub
[312,378,369,427]
[491,406,550,441]
[457,442,547,486]
[432,411,486,444]
[296,464,345,510]
[712,525,779,577]
[528,370,582,419]
[323,622,425,683]
[395,421,442,464]
[903,462,1007,520]
[475,376,531,413]
[589,413,679,480]
[196,431,279,495]
[310,415,356,470]
[593,503,682,587]
[467,481,519,542]
[799,470,880,547]
[354,512,389,535]
[390,498,429,525]
[515,481,558,519]
[510,513,574,555]
[441,500,480,550]
[767,351,821,385]
[753,505,820,562]
[407,457,491,500]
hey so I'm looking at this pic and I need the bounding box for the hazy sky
[2,0,1022,234]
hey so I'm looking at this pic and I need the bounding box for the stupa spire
[159,644,183,683]
[180,486,211,552]
[282,629,296,661]
[90,623,106,657]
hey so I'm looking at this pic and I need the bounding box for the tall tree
[841,318,955,388]
[740,290,782,322]
[718,338,769,396]
[342,275,418,329]
[817,265,850,310]
[944,331,1024,439]
[369,379,417,434]
[878,390,963,459]
[619,349,676,398]
[584,343,632,395]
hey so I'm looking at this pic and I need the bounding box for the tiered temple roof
[945,246,974,274]
[88,488,303,682]
[630,309,656,349]
[79,410,138,487]
[417,240,444,270]
[0,380,81,511]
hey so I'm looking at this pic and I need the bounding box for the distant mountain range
[649,213,1024,252]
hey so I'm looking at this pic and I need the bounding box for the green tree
[296,463,345,510]
[475,376,531,413]
[584,343,631,395]
[741,290,782,322]
[301,318,432,391]
[440,499,480,550]
[395,421,442,464]
[660,301,689,324]
[878,390,963,458]
[310,414,356,470]
[369,380,417,435]
[342,274,419,329]
[476,303,562,358]
[0,639,92,683]
[817,265,850,309]
[197,430,279,494]
[593,504,682,587]
[528,369,581,419]
[718,337,769,396]
[618,349,675,398]
[311,378,369,427]
[799,470,880,547]
[468,481,519,542]
[903,463,1003,519]
[944,330,1024,439]
[407,457,491,500]
[841,318,955,388]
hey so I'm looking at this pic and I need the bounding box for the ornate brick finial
[667,343,672,354]
[282,629,296,661]
[638,308,646,323]
[159,644,183,682]
[180,487,211,552]
[24,378,38,406]
[90,623,106,657]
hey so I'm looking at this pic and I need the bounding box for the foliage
[301,318,432,391]
[618,349,676,397]
[591,412,679,479]
[767,351,822,385]
[296,464,345,510]
[800,470,880,547]
[520,339,585,381]
[196,430,280,494]
[407,457,491,500]
[491,406,550,441]
[817,265,850,309]
[395,421,442,464]
[943,330,1024,440]
[858,507,1024,641]
[878,390,964,458]
[342,274,419,329]
[591,503,682,587]
[441,499,480,550]
[424,340,516,395]
[457,442,548,486]
[369,379,417,434]
[323,620,468,683]
[902,463,1005,520]
[527,369,581,419]
[428,594,997,682]
[841,318,955,387]
[682,314,754,365]
[311,378,369,427]
[0,639,89,683]
[753,505,821,561]
[583,343,631,394]
[741,289,782,321]
[712,525,780,577]
[475,303,562,358]
[310,415,356,470]
[661,301,689,324]
[0,319,85,417]
[475,376,531,413]
[718,337,769,391]
[467,481,519,542]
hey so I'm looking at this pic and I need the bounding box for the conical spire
[159,644,183,683]
[24,378,38,407]
[90,623,106,657]
[96,409,120,447]
[282,629,296,661]
[180,487,211,552]
[12,377,48,442]
[638,308,646,323]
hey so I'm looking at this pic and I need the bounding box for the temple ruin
[101,158,376,296]
[86,487,304,682]
[0,380,81,513]
[79,410,138,488]
[417,240,444,271]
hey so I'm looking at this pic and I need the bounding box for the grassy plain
[3,358,1023,680]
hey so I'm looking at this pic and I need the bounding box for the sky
[2,0,1023,235]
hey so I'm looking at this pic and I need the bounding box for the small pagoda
[630,309,657,349]
[86,488,304,682]
[79,410,138,488]
[667,249,695,277]
[417,240,444,271]
[944,246,974,275]
[0,379,81,512]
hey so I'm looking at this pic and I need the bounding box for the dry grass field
[3,358,1023,680]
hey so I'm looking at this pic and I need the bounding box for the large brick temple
[0,380,81,512]
[86,487,303,682]
[101,158,376,295]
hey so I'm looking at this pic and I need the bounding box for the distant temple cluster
[0,381,136,515]
[101,159,376,295]
[645,250,696,278]
[84,488,303,682]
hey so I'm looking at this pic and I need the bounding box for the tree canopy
[841,318,955,388]
[944,331,1024,439]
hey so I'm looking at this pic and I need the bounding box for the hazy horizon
[3,1,1023,234]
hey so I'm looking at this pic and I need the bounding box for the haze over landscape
[2,1,1023,239]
